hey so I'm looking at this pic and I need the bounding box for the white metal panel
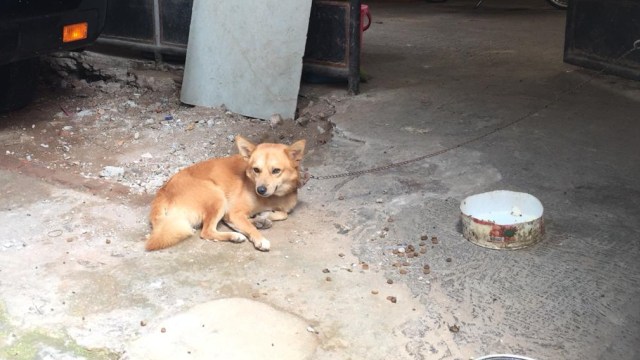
[180,0,313,120]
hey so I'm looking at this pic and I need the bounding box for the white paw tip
[235,234,248,243]
[258,239,271,251]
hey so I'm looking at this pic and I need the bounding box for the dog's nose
[257,186,267,196]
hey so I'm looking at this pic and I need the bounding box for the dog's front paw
[231,233,248,243]
[253,217,273,229]
[254,238,271,252]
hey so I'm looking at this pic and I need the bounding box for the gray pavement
[1,1,639,359]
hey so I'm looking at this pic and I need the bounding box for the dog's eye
[272,168,281,175]
[253,167,261,174]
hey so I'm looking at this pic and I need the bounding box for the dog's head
[236,135,306,197]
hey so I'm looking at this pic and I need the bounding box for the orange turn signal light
[63,22,88,43]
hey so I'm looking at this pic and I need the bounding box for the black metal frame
[97,0,191,62]
[96,0,362,93]
[347,0,361,94]
[563,0,640,80]
[302,0,361,94]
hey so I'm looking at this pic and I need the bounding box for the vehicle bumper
[0,0,107,65]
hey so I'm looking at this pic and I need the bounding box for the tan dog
[146,135,306,251]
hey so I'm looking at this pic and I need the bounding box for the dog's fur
[146,135,306,251]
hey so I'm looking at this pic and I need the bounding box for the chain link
[310,43,640,181]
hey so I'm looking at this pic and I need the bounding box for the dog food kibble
[140,320,147,327]
[399,269,408,275]
[338,195,344,200]
[402,261,410,267]
[387,279,394,284]
[161,327,166,333]
[446,257,452,263]
[431,236,439,244]
[387,217,394,223]
[423,264,430,269]
[371,290,379,295]
[421,234,429,240]
[322,268,330,273]
[422,268,431,275]
[413,251,420,257]
[338,253,345,257]
[362,263,369,270]
[105,239,111,244]
[392,249,399,255]
[420,247,427,254]
[325,276,332,282]
[386,296,397,303]
[383,226,389,232]
[407,252,415,259]
[449,324,460,333]
[419,241,426,247]
[407,245,415,252]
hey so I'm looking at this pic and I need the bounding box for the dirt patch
[0,51,336,195]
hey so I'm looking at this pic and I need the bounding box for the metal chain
[310,42,640,181]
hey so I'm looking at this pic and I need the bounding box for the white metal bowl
[475,355,538,360]
[460,190,544,250]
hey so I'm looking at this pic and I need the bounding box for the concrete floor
[316,1,640,358]
[1,0,640,359]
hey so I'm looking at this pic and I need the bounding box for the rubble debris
[270,114,283,127]
[99,166,125,179]
[2,50,336,201]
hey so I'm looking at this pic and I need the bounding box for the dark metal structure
[0,0,108,65]
[302,0,361,94]
[0,0,108,112]
[564,0,640,80]
[97,0,192,59]
[97,0,361,93]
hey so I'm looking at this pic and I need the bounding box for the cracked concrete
[1,1,640,359]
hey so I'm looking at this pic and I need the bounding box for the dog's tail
[146,200,195,251]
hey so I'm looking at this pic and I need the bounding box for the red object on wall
[360,4,371,44]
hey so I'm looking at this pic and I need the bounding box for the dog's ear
[236,135,256,159]
[287,139,306,163]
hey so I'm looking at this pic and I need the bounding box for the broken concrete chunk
[99,166,125,178]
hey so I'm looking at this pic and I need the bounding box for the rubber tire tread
[0,58,39,113]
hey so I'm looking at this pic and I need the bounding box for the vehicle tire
[546,0,568,10]
[0,58,39,113]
